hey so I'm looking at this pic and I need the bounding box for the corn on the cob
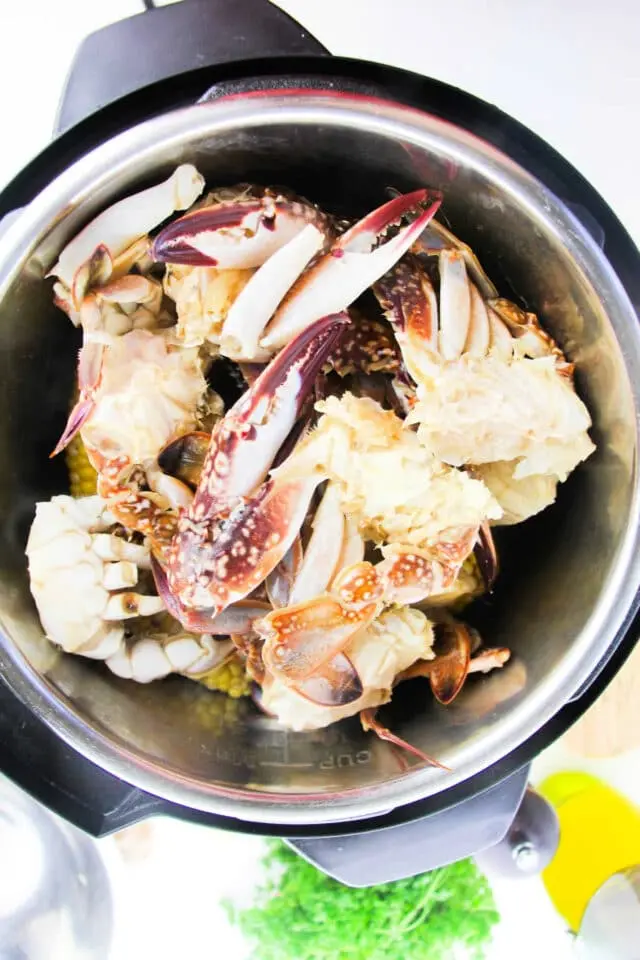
[66,434,98,497]
[195,654,251,698]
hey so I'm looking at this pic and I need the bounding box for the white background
[0,2,638,958]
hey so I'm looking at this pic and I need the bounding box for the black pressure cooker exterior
[1,0,638,885]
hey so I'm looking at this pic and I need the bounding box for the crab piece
[151,556,272,636]
[106,622,235,683]
[158,431,211,490]
[220,223,327,361]
[474,522,499,591]
[260,605,435,730]
[325,309,401,378]
[51,164,205,302]
[26,494,165,661]
[415,218,498,300]
[360,708,450,770]
[188,312,349,521]
[163,263,255,350]
[169,472,323,616]
[293,652,363,707]
[259,591,381,683]
[152,186,330,269]
[288,482,345,605]
[265,536,304,608]
[260,188,443,351]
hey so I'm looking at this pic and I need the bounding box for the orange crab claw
[293,652,363,707]
[360,708,450,771]
[259,592,379,682]
[374,254,439,381]
[429,621,473,704]
[331,561,386,607]
[376,547,436,605]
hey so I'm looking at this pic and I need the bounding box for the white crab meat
[472,460,559,525]
[106,628,233,684]
[409,354,594,483]
[81,329,207,466]
[26,494,164,659]
[262,606,434,730]
[275,392,502,548]
[163,263,254,349]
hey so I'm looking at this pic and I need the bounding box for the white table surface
[1,2,638,959]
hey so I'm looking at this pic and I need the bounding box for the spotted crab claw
[152,189,330,269]
[51,164,205,295]
[288,482,345,605]
[260,188,443,351]
[189,312,349,520]
[151,556,270,635]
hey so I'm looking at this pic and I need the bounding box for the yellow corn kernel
[66,434,98,498]
[197,654,251,698]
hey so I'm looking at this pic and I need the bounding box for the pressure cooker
[0,0,639,887]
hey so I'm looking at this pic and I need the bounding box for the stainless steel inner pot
[0,93,638,826]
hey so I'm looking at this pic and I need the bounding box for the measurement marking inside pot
[259,760,315,768]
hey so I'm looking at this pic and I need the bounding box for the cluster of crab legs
[29,163,594,765]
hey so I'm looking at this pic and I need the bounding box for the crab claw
[261,188,443,351]
[288,482,345,605]
[151,554,271,634]
[170,473,323,615]
[220,223,326,360]
[152,190,329,269]
[293,652,363,707]
[52,165,205,290]
[51,339,104,456]
[259,591,379,683]
[190,312,349,520]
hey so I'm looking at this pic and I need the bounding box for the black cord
[142,0,156,9]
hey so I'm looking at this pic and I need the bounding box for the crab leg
[288,482,345,605]
[152,191,329,269]
[52,164,205,291]
[220,223,326,360]
[51,338,104,456]
[189,312,349,520]
[360,708,451,770]
[261,188,442,351]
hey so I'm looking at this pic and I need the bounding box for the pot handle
[286,764,530,887]
[55,0,329,135]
